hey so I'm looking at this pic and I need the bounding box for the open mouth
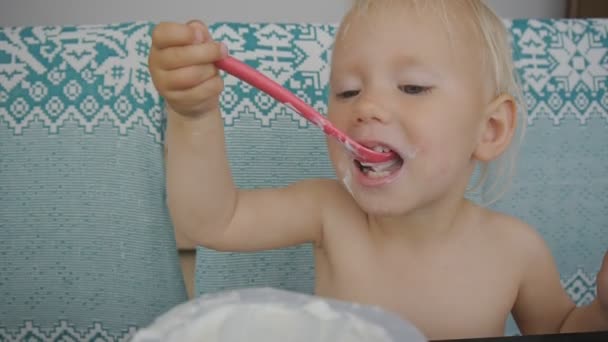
[353,145,404,179]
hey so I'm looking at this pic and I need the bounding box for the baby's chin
[349,191,411,217]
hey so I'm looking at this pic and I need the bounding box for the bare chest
[315,244,519,340]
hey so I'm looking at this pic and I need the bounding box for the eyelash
[336,85,432,99]
[398,85,432,95]
[336,90,360,98]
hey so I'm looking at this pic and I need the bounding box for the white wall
[0,0,567,27]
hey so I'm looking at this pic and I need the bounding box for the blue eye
[336,90,360,98]
[398,85,431,95]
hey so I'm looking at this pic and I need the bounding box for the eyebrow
[394,58,444,80]
[392,53,434,68]
[328,54,445,83]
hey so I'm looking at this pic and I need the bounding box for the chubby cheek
[412,136,455,180]
[431,159,455,181]
[416,134,472,185]
[326,104,341,123]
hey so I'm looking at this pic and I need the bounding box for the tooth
[367,170,389,178]
[372,146,384,152]
[380,160,398,170]
[359,158,399,172]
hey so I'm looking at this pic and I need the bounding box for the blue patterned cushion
[495,19,608,335]
[196,20,608,335]
[0,22,187,340]
[195,23,338,296]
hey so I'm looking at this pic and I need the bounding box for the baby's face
[327,4,493,216]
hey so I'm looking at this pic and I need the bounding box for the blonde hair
[344,0,527,205]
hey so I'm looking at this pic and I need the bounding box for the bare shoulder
[474,208,576,333]
[290,177,364,244]
[291,177,350,200]
[292,177,360,214]
[476,205,553,263]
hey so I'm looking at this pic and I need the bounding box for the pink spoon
[215,56,396,163]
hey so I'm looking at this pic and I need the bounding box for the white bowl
[131,287,427,342]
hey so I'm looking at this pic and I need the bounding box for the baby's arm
[150,21,329,251]
[511,226,608,334]
[558,252,608,332]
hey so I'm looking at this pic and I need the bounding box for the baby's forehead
[332,1,497,91]
[340,0,485,47]
[335,1,489,69]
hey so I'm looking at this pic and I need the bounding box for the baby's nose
[355,100,390,124]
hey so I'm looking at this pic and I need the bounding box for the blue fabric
[1,18,605,339]
[195,23,339,296]
[0,22,187,340]
[195,20,608,336]
[493,19,608,335]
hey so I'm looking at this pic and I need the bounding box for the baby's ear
[473,94,517,162]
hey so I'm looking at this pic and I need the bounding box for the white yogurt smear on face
[342,166,354,196]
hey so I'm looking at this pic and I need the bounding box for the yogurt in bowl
[131,287,427,342]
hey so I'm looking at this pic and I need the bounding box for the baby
[148,0,608,340]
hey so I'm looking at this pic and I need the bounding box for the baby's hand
[598,251,608,320]
[148,20,227,117]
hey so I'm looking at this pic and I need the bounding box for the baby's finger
[152,22,199,49]
[598,251,608,306]
[187,20,212,44]
[164,74,225,111]
[156,41,227,70]
[163,64,221,91]
[601,251,608,275]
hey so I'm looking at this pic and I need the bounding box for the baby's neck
[367,195,476,247]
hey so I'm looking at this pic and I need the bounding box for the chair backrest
[0,22,187,340]
[492,18,608,335]
[195,22,339,296]
[196,19,608,335]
